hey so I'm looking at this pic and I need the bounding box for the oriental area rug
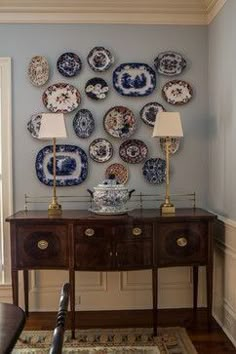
[12,327,198,354]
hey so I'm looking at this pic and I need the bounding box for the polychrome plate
[73,109,95,139]
[140,102,166,127]
[113,63,156,97]
[27,113,42,139]
[103,106,136,139]
[105,163,129,184]
[162,80,193,105]
[35,144,88,186]
[89,138,113,163]
[160,137,181,155]
[154,51,186,76]
[119,139,148,164]
[87,47,114,72]
[57,52,82,77]
[142,158,166,184]
[85,78,109,100]
[28,56,49,86]
[42,83,81,113]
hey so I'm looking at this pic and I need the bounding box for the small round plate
[154,51,187,76]
[28,56,49,86]
[87,46,114,72]
[89,138,113,163]
[105,163,129,184]
[73,109,95,139]
[162,80,193,105]
[85,78,109,100]
[119,139,148,164]
[160,137,181,155]
[27,113,42,138]
[57,52,82,77]
[140,102,166,127]
[103,106,136,139]
[142,158,166,184]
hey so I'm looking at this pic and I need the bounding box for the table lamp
[152,112,183,214]
[38,113,67,215]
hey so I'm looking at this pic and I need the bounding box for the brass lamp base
[48,199,62,216]
[160,202,175,214]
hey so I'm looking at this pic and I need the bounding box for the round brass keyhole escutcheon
[37,240,49,250]
[132,227,142,236]
[84,228,95,237]
[176,237,188,247]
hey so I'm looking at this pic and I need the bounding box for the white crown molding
[207,0,227,24]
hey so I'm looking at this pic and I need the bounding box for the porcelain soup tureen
[87,176,135,215]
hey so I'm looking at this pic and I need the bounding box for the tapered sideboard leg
[152,268,158,337]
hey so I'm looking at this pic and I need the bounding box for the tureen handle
[87,189,94,198]
[128,189,135,199]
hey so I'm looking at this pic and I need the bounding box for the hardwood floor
[24,308,236,354]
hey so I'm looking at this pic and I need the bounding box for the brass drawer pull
[132,227,142,236]
[176,237,188,247]
[37,240,49,250]
[84,228,95,237]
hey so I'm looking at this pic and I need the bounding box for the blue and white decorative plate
[154,51,187,76]
[89,138,113,163]
[140,102,166,127]
[142,158,166,184]
[57,52,82,77]
[27,113,42,139]
[162,80,193,105]
[73,109,95,139]
[35,144,88,186]
[113,63,156,97]
[85,78,109,100]
[87,47,114,72]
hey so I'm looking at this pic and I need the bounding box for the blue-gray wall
[0,24,208,211]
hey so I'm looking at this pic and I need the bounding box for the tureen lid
[96,174,126,189]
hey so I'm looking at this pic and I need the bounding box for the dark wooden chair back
[49,283,70,354]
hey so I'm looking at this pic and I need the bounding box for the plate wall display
[85,78,109,100]
[162,80,193,105]
[140,102,166,127]
[35,144,88,186]
[28,56,49,86]
[142,158,166,184]
[87,46,114,72]
[119,139,148,164]
[160,137,181,155]
[154,51,187,76]
[103,106,136,139]
[42,83,81,113]
[113,63,156,97]
[27,113,42,139]
[73,109,95,139]
[57,52,82,77]
[105,163,129,184]
[89,138,113,163]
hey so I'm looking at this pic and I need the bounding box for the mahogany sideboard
[6,208,216,337]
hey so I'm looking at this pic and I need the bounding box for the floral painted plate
[105,163,129,184]
[57,52,82,77]
[160,137,181,155]
[119,139,148,164]
[162,80,193,105]
[89,138,113,163]
[28,56,49,86]
[85,78,109,100]
[73,109,95,139]
[140,102,166,127]
[103,106,136,139]
[42,83,81,113]
[154,51,187,76]
[87,47,114,72]
[27,113,42,139]
[35,144,88,186]
[142,158,166,184]
[113,63,156,97]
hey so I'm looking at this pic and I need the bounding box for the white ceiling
[0,0,227,24]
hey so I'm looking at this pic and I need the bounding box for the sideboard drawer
[14,224,69,268]
[157,222,208,266]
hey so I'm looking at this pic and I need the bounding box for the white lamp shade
[38,113,67,139]
[152,112,183,137]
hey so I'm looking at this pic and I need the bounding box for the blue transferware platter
[162,80,193,105]
[28,56,49,87]
[142,158,166,184]
[87,47,114,72]
[113,63,156,97]
[140,102,166,127]
[89,138,113,163]
[35,144,88,186]
[27,113,42,139]
[85,78,109,100]
[57,52,82,77]
[154,51,187,76]
[73,109,95,139]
